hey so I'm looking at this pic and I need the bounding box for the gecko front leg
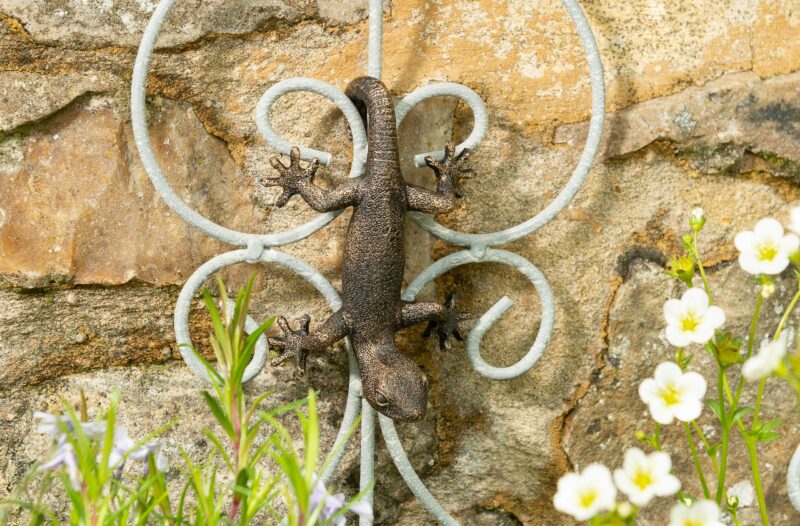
[400,293,469,350]
[271,310,349,373]
[406,141,474,214]
[261,146,361,211]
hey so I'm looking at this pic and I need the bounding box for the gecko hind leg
[401,293,470,351]
[271,310,349,373]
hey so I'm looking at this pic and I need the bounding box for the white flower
[613,448,681,506]
[669,499,724,526]
[663,288,725,347]
[690,207,705,232]
[639,362,707,424]
[787,207,800,236]
[742,331,790,382]
[553,464,616,521]
[735,218,799,275]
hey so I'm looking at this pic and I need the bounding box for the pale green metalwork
[131,0,606,523]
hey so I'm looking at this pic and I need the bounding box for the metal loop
[379,414,459,525]
[405,0,606,248]
[174,248,340,381]
[255,77,368,177]
[402,248,554,380]
[173,247,361,483]
[394,82,489,168]
[789,443,800,512]
[131,2,365,249]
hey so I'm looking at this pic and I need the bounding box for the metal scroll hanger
[131,1,606,523]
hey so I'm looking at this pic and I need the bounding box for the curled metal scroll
[402,249,555,381]
[132,0,605,524]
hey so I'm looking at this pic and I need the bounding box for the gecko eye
[375,391,390,407]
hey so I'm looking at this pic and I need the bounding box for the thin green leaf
[200,391,235,440]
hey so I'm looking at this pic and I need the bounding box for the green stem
[774,286,800,341]
[684,422,711,499]
[745,437,770,526]
[752,378,767,426]
[693,232,713,302]
[690,420,719,473]
[716,369,729,505]
[735,286,765,405]
[653,422,661,451]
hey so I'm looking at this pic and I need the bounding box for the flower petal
[682,288,709,312]
[674,398,703,422]
[648,398,676,425]
[678,371,707,399]
[754,218,784,241]
[703,306,725,330]
[781,233,800,254]
[742,355,767,382]
[690,324,715,345]
[638,379,660,404]
[734,230,756,253]
[738,253,765,275]
[654,362,682,386]
[654,473,681,497]
[350,499,373,520]
[666,325,693,348]
[663,299,685,325]
[760,254,790,275]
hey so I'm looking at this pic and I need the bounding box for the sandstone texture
[1,1,800,525]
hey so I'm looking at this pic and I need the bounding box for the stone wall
[1,1,800,524]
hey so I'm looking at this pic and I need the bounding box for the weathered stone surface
[0,96,260,287]
[1,0,800,524]
[555,71,800,177]
[0,0,317,49]
[0,72,117,133]
[564,259,800,525]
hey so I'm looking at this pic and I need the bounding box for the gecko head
[361,352,428,422]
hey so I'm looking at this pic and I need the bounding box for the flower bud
[761,279,776,299]
[690,207,705,232]
[616,501,634,518]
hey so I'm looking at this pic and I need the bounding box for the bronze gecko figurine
[260,76,472,421]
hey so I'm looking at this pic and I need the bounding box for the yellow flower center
[757,242,778,262]
[579,489,597,509]
[681,314,699,332]
[659,385,682,406]
[684,520,702,526]
[633,469,653,490]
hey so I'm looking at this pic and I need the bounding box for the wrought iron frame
[131,1,608,523]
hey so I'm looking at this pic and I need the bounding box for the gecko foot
[270,314,312,374]
[259,146,320,208]
[424,141,474,198]
[423,293,470,351]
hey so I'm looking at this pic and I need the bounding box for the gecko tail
[345,76,399,165]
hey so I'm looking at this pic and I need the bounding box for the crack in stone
[552,247,739,476]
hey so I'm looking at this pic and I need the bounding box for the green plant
[1,275,372,526]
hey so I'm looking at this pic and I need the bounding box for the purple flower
[38,442,80,488]
[34,411,107,445]
[101,427,169,477]
[129,439,169,475]
[309,481,372,526]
